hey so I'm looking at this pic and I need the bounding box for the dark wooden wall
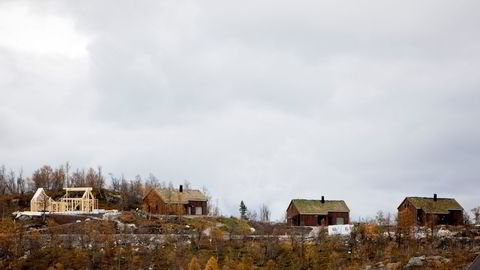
[289,212,350,226]
[449,210,463,225]
[328,212,349,225]
[301,215,317,226]
[286,202,300,226]
[398,199,418,225]
[188,201,207,215]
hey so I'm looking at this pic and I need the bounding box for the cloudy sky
[1,0,479,220]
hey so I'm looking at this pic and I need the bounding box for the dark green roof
[405,197,463,214]
[291,199,349,215]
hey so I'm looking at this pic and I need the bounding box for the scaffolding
[30,187,98,213]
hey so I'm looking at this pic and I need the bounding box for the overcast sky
[1,0,479,220]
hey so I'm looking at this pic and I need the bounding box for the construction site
[20,187,101,216]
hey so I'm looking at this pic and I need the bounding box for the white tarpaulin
[328,224,354,236]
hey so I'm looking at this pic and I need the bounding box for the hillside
[1,209,480,269]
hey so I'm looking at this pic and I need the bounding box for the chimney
[433,193,437,202]
[321,196,325,204]
[179,185,183,193]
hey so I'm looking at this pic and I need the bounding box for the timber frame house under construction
[30,187,98,213]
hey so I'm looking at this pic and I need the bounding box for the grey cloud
[1,0,480,219]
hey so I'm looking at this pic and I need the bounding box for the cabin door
[317,215,327,226]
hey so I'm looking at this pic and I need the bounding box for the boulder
[17,215,32,221]
[404,256,425,269]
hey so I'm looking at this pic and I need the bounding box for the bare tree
[16,168,25,194]
[71,169,86,187]
[32,165,54,191]
[128,175,144,208]
[38,190,51,221]
[183,179,191,190]
[247,210,258,221]
[65,161,70,187]
[211,198,221,216]
[85,167,102,189]
[6,170,16,194]
[160,180,166,189]
[119,175,129,209]
[51,166,65,191]
[260,204,271,222]
[202,186,213,215]
[110,173,120,192]
[96,166,105,190]
[464,211,472,225]
[0,165,6,195]
[145,173,159,190]
[472,207,480,225]
[25,177,34,193]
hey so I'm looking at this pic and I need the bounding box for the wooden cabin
[287,197,350,226]
[143,185,207,215]
[397,194,464,226]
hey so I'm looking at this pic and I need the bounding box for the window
[336,217,344,225]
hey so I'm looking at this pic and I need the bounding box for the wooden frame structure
[31,187,98,213]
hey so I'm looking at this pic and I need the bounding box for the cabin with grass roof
[397,194,464,226]
[143,185,208,215]
[286,196,350,226]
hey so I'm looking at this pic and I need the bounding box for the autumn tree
[32,165,54,191]
[222,256,236,270]
[205,256,219,270]
[188,256,201,270]
[31,165,67,191]
[396,208,415,245]
[265,260,277,270]
[426,214,439,240]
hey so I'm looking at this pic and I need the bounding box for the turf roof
[147,188,207,204]
[405,197,463,214]
[291,199,349,215]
